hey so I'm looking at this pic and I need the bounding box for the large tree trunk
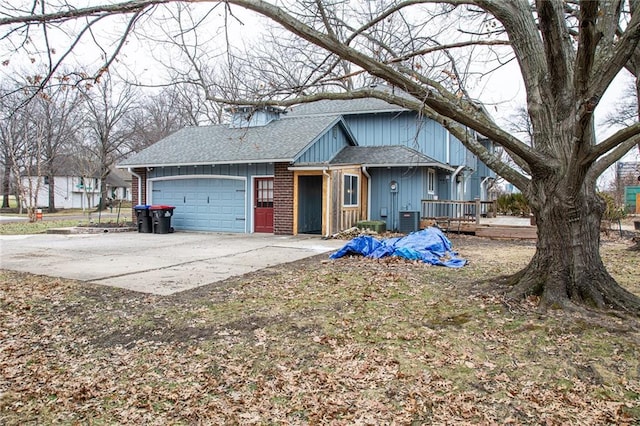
[508,181,640,314]
[47,174,56,213]
[2,165,10,208]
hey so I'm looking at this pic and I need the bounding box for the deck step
[474,225,538,240]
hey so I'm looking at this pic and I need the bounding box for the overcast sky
[1,1,637,185]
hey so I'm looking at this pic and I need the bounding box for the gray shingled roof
[287,98,406,116]
[330,146,453,170]
[106,169,130,187]
[286,85,415,117]
[119,115,346,167]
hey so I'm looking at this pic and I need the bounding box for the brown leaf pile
[1,236,639,425]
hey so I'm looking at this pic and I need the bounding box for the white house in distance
[22,167,131,210]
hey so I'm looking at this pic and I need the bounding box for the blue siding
[436,171,452,199]
[295,124,351,164]
[148,163,274,232]
[344,112,449,161]
[468,175,480,200]
[345,112,446,159]
[475,139,495,179]
[345,111,491,176]
[230,109,281,128]
[448,137,468,167]
[149,163,273,180]
[366,167,425,230]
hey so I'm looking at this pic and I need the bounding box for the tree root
[503,264,640,317]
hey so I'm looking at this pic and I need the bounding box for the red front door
[254,178,274,233]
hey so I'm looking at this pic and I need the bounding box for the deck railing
[420,199,497,224]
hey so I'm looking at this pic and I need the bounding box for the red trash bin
[149,205,175,234]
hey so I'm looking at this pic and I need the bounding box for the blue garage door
[151,178,246,232]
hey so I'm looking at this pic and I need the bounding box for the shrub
[496,193,530,216]
[599,192,626,222]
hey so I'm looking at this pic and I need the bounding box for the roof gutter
[118,159,291,169]
[288,165,330,171]
[361,163,455,171]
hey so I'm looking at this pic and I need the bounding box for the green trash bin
[149,205,175,234]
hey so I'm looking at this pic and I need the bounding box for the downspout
[480,176,491,201]
[451,165,465,200]
[128,168,143,205]
[446,131,451,165]
[323,167,331,238]
[362,166,371,220]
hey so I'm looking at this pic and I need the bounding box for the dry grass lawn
[1,234,639,425]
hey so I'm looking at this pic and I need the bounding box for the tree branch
[386,39,511,65]
[208,85,537,186]
[0,0,169,26]
[589,1,640,101]
[222,0,551,169]
[473,0,547,105]
[585,121,640,164]
[535,0,575,116]
[573,1,600,98]
[589,133,640,180]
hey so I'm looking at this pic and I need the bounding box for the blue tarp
[329,227,466,268]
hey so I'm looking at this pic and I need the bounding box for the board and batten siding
[295,125,352,164]
[437,171,452,200]
[475,139,493,178]
[366,167,426,231]
[343,111,483,171]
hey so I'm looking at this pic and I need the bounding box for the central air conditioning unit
[398,211,420,233]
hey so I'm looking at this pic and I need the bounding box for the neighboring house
[118,90,495,236]
[21,174,100,210]
[617,161,640,182]
[22,167,131,210]
[107,168,133,202]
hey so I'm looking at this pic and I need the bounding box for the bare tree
[125,84,223,153]
[34,77,83,213]
[0,90,46,221]
[604,79,637,128]
[78,73,137,210]
[2,1,640,313]
[71,147,101,214]
[0,85,21,208]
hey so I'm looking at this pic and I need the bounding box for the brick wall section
[274,162,294,235]
[130,168,147,222]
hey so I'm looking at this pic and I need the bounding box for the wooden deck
[473,224,538,239]
[420,199,537,239]
[422,220,537,239]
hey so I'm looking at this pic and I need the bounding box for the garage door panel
[152,178,246,232]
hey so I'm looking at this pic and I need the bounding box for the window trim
[427,168,436,194]
[343,173,359,207]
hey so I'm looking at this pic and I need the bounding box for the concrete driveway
[0,232,345,295]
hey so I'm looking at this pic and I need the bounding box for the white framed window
[427,168,436,194]
[343,174,359,207]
